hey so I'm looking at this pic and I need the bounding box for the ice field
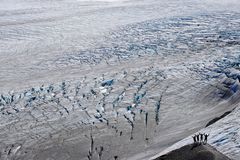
[0,0,240,159]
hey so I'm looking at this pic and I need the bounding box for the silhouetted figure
[114,155,118,160]
[192,132,209,146]
[200,133,204,143]
[191,134,200,150]
[196,133,199,142]
[192,135,197,143]
[204,133,209,144]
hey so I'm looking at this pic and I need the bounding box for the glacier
[0,0,240,160]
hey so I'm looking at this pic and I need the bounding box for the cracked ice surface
[0,0,240,160]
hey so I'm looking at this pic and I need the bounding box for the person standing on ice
[200,133,204,143]
[204,133,209,144]
[196,133,199,143]
[192,135,197,143]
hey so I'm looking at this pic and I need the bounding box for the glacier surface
[0,0,240,160]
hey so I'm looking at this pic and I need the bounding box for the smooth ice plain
[0,0,240,160]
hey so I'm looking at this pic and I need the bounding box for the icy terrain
[0,0,240,160]
[151,102,240,160]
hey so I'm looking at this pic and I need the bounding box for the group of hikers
[192,133,209,144]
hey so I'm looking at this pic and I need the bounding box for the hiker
[204,133,209,144]
[192,135,197,143]
[200,133,204,143]
[196,133,199,143]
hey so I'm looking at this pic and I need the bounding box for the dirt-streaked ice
[0,0,240,160]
